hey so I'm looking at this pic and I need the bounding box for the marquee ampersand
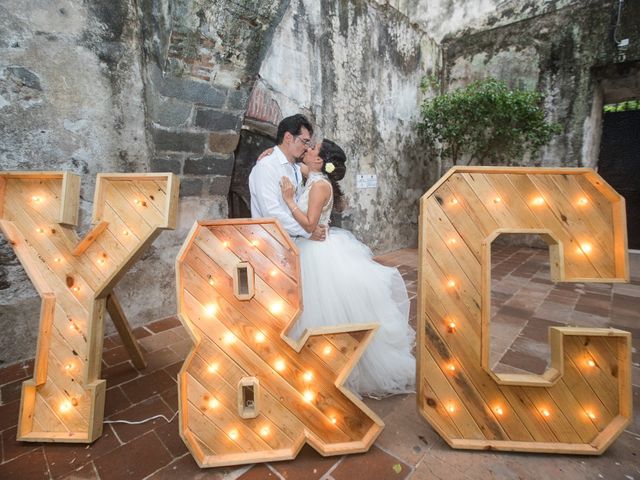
[176,219,383,468]
[418,167,631,454]
[0,172,179,442]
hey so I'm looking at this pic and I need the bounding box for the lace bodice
[297,172,333,225]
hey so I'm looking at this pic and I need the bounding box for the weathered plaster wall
[0,0,156,365]
[1,0,439,364]
[441,0,640,167]
[255,0,440,252]
[373,0,500,42]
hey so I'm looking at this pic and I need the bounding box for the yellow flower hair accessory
[324,162,335,174]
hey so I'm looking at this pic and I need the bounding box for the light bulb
[228,429,239,440]
[72,286,80,293]
[586,410,596,420]
[36,227,45,234]
[541,408,550,417]
[577,197,589,206]
[447,279,456,288]
[447,364,456,372]
[64,363,74,372]
[207,275,215,286]
[531,196,545,206]
[269,269,278,277]
[223,331,236,344]
[205,304,218,316]
[274,358,286,372]
[494,406,504,416]
[207,363,219,373]
[255,332,266,343]
[97,257,106,265]
[259,426,270,437]
[447,404,456,413]
[323,345,333,356]
[54,257,62,263]
[251,240,259,247]
[450,198,459,205]
[270,302,283,314]
[303,371,313,382]
[579,242,592,254]
[222,241,230,248]
[329,416,337,425]
[208,398,220,409]
[493,196,502,204]
[586,359,596,368]
[122,229,129,236]
[447,238,457,246]
[32,195,42,203]
[303,390,315,402]
[59,400,72,413]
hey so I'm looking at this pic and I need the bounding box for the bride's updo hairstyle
[319,139,347,212]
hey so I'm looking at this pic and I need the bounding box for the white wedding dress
[288,172,416,397]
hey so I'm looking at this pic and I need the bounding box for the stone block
[209,131,240,154]
[148,96,192,128]
[183,154,234,176]
[179,177,204,197]
[226,88,250,110]
[149,64,226,108]
[150,156,182,174]
[6,66,42,90]
[152,128,206,153]
[208,175,232,196]
[195,108,242,131]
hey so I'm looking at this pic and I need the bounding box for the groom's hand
[310,224,327,241]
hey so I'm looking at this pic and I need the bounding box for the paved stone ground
[0,246,638,479]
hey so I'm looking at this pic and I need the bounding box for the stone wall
[0,0,440,365]
[440,0,640,167]
[0,0,152,365]
[252,0,440,252]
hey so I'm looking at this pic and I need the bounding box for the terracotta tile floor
[0,246,638,479]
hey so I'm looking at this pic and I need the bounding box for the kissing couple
[249,114,415,398]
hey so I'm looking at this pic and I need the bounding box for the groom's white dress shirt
[249,146,310,238]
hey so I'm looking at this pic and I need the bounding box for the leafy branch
[418,78,561,166]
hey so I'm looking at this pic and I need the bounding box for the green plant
[604,100,640,112]
[418,78,561,166]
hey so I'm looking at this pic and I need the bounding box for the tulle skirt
[288,227,416,397]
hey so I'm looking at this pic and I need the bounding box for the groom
[249,114,327,241]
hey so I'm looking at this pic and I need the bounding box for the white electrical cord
[104,411,178,425]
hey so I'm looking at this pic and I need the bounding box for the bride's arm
[281,177,331,234]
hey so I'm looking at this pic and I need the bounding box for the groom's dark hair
[276,114,313,145]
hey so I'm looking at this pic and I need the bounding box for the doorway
[597,100,640,250]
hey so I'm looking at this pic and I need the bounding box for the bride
[278,139,415,398]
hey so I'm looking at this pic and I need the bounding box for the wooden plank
[1,172,178,443]
[527,175,615,278]
[417,168,631,454]
[71,221,109,256]
[180,262,371,427]
[106,294,146,369]
[191,340,305,442]
[235,224,298,281]
[212,225,300,308]
[563,336,619,415]
[505,174,598,279]
[180,290,358,443]
[59,173,81,226]
[421,348,483,440]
